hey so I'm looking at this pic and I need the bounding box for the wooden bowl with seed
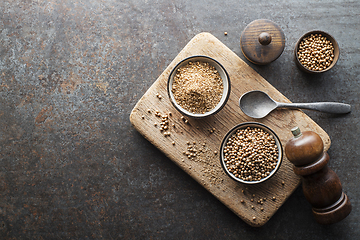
[220,122,283,184]
[295,30,340,74]
[167,55,231,118]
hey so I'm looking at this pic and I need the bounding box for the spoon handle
[277,102,351,114]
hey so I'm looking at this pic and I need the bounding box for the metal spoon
[239,90,351,119]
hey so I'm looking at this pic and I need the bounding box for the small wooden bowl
[167,55,231,118]
[219,122,283,184]
[294,30,339,74]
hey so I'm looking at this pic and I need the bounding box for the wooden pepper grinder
[285,127,351,224]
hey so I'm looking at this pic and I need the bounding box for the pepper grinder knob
[285,127,352,224]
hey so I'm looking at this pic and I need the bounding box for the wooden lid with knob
[240,19,285,65]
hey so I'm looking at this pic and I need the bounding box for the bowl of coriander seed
[167,55,231,118]
[220,122,283,184]
[295,30,339,74]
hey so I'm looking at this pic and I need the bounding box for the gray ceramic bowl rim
[294,30,339,74]
[220,122,283,184]
[167,55,231,118]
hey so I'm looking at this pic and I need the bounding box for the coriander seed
[297,33,335,72]
[222,126,280,182]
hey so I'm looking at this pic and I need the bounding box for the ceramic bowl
[294,30,339,74]
[167,55,230,118]
[220,122,283,184]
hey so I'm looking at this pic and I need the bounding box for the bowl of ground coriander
[167,55,230,118]
[220,122,283,184]
[295,30,339,74]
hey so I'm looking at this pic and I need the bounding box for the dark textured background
[0,0,359,239]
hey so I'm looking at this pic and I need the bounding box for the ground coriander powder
[171,61,223,114]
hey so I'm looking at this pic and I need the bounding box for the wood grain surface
[129,32,331,227]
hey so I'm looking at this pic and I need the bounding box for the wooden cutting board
[129,32,330,227]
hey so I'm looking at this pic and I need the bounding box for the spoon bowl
[239,91,277,118]
[239,90,351,119]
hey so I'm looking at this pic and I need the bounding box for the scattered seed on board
[155,93,162,99]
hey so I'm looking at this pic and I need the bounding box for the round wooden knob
[285,127,324,166]
[240,19,285,65]
[258,32,272,45]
